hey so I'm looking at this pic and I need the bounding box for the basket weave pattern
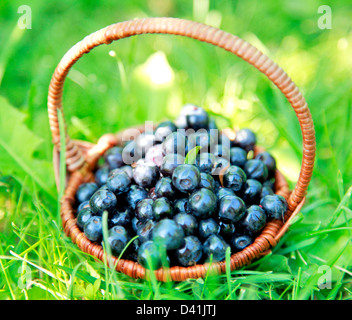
[48,18,315,281]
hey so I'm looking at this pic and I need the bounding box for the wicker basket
[48,17,316,282]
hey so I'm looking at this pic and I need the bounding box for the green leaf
[184,146,202,165]
[0,96,55,198]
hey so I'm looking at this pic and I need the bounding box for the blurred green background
[0,0,352,300]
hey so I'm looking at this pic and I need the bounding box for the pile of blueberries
[75,104,288,270]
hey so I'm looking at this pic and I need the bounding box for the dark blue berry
[176,236,203,267]
[135,198,155,222]
[137,220,156,243]
[233,128,256,152]
[77,200,90,213]
[203,234,229,262]
[160,153,185,177]
[261,185,274,198]
[255,152,276,177]
[89,187,117,215]
[230,147,247,167]
[133,160,160,188]
[222,166,247,192]
[137,241,163,269]
[154,177,175,198]
[199,172,216,190]
[95,166,109,186]
[242,205,266,233]
[173,198,191,214]
[189,188,217,219]
[76,182,98,204]
[172,164,200,193]
[176,104,209,131]
[77,207,93,230]
[215,187,235,200]
[231,234,253,251]
[244,159,268,182]
[218,195,246,223]
[218,220,236,239]
[106,168,131,195]
[162,132,187,155]
[106,225,131,256]
[84,216,103,242]
[152,218,185,250]
[195,153,216,174]
[109,209,131,228]
[198,218,219,239]
[120,165,133,179]
[126,185,148,210]
[154,121,177,142]
[187,131,214,153]
[153,197,174,220]
[173,213,198,236]
[105,147,124,169]
[260,194,288,220]
[241,179,262,204]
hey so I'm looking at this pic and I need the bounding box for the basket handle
[47,17,315,213]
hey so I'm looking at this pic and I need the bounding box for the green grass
[0,0,352,300]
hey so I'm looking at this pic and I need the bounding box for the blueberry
[77,207,93,230]
[120,165,133,179]
[126,185,148,210]
[261,185,274,198]
[176,104,209,131]
[173,198,191,214]
[106,168,131,195]
[176,236,203,267]
[233,128,256,152]
[135,198,155,222]
[154,177,175,198]
[152,219,185,250]
[148,187,158,200]
[95,166,109,186]
[195,153,216,174]
[153,197,174,220]
[199,172,216,190]
[160,153,185,177]
[135,133,156,158]
[136,220,156,243]
[187,131,214,153]
[133,160,160,188]
[230,147,247,168]
[84,216,103,242]
[218,220,236,239]
[215,187,235,200]
[137,241,163,269]
[104,147,124,169]
[242,205,266,233]
[154,121,177,142]
[240,179,262,205]
[162,132,187,155]
[145,144,165,167]
[106,225,131,256]
[173,213,198,236]
[222,166,247,192]
[89,187,117,215]
[260,194,288,220]
[172,164,200,193]
[203,234,229,262]
[213,144,230,160]
[231,234,253,251]
[211,157,230,176]
[132,217,143,233]
[244,159,268,182]
[189,188,217,219]
[76,182,98,204]
[198,218,220,239]
[218,195,246,223]
[109,209,131,228]
[77,200,90,213]
[255,152,276,177]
